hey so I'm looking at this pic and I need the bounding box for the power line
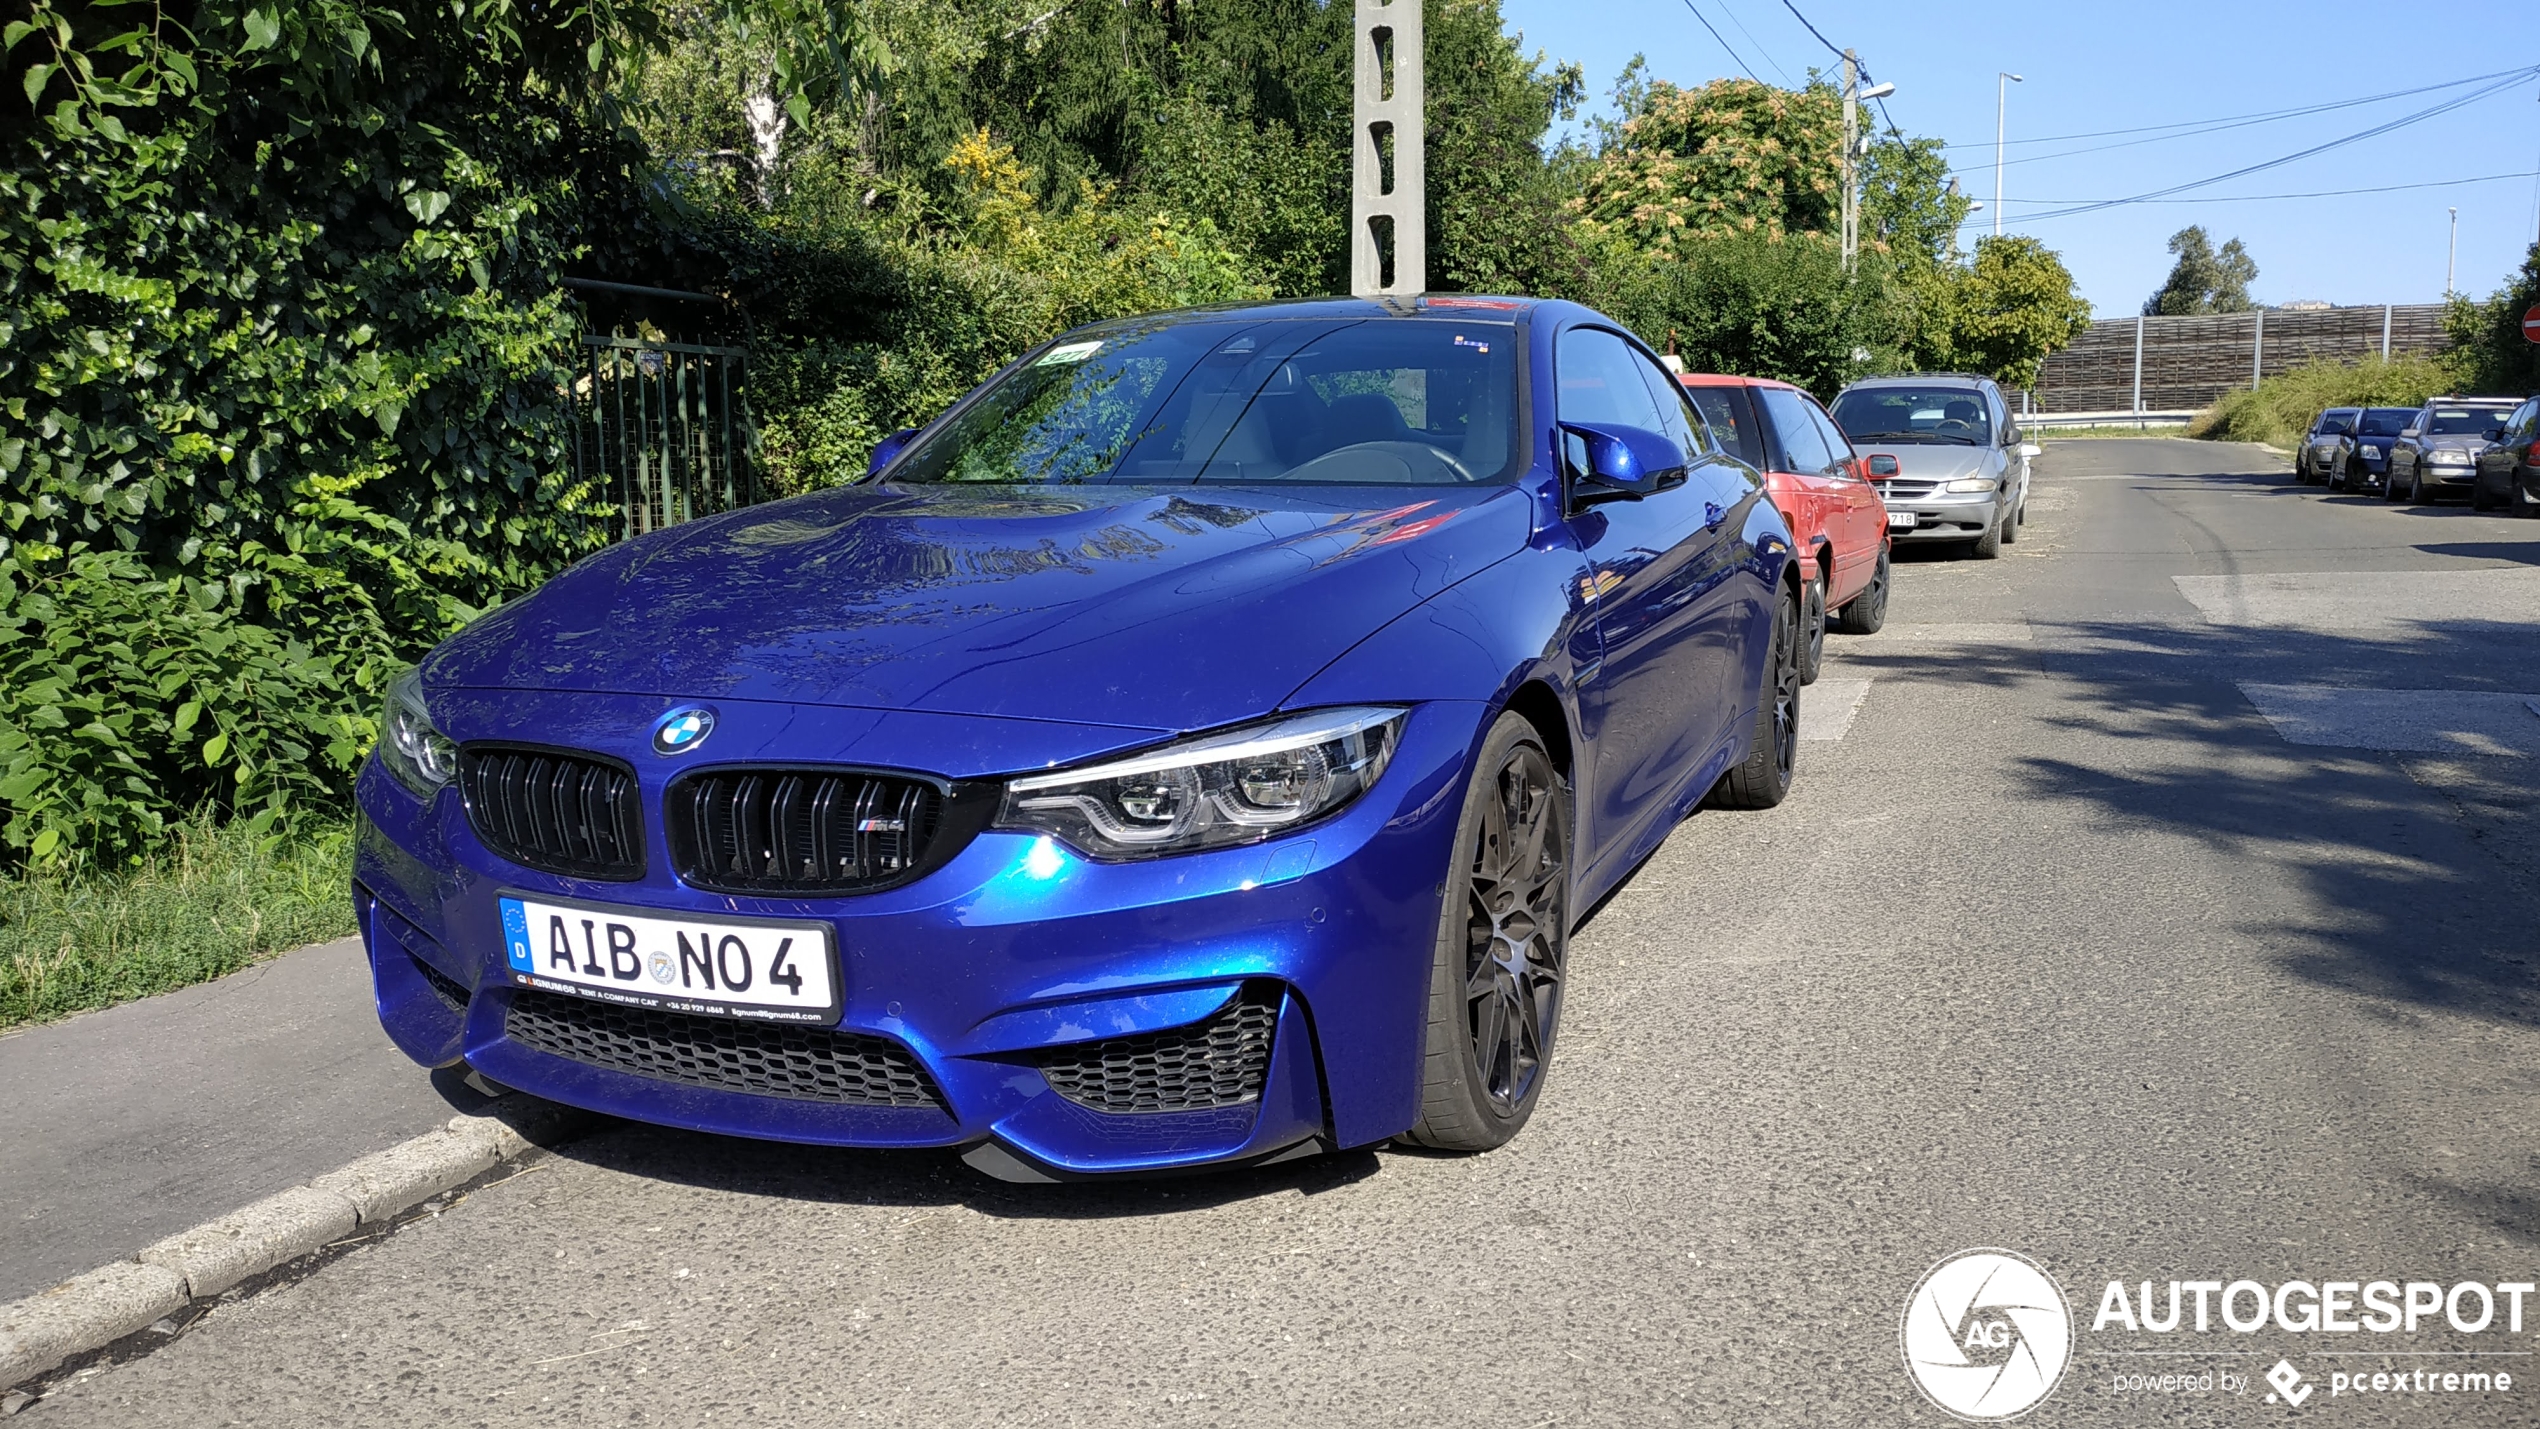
[1715,0,1792,86]
[1776,0,1847,65]
[1979,65,2540,174]
[1982,168,2540,211]
[2002,74,2535,224]
[1940,65,2539,153]
[1677,0,1761,85]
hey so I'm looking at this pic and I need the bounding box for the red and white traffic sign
[2523,303,2540,344]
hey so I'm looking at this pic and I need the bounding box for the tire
[2002,502,2021,543]
[2518,475,2540,519]
[2381,464,2403,503]
[1832,545,1890,634]
[1402,711,1572,1153]
[1705,582,1800,811]
[2327,455,2348,492]
[2408,467,2427,504]
[1797,569,1827,686]
[2472,483,2498,512]
[1970,513,2004,559]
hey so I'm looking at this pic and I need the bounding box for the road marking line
[1800,679,1871,742]
[2238,684,2540,757]
[2176,568,2540,629]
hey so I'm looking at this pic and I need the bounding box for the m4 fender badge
[653,707,717,756]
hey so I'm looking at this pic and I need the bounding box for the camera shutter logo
[1901,1249,2073,1420]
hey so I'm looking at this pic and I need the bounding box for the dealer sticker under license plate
[498,895,840,1023]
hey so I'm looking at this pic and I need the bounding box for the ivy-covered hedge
[2,3,637,866]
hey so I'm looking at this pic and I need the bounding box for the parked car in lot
[2331,406,2419,491]
[2384,396,2525,504]
[2472,395,2540,514]
[1680,372,1892,682]
[2293,407,2359,484]
[1827,374,2037,560]
[354,296,1805,1181]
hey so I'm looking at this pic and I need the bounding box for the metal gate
[570,334,759,542]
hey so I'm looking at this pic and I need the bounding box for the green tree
[1570,76,1843,257]
[2144,225,2258,315]
[2441,242,2540,396]
[1918,235,2094,391]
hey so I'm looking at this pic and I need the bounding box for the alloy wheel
[1768,590,1800,781]
[1461,743,1568,1114]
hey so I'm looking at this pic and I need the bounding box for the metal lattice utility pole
[1351,0,1424,297]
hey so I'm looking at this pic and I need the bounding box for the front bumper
[354,694,1486,1177]
[1882,491,2006,541]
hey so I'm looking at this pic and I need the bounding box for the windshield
[884,317,1522,487]
[2357,408,2416,437]
[2315,409,2357,434]
[1830,387,1993,445]
[2424,406,2508,437]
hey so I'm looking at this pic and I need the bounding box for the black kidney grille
[669,769,945,894]
[504,989,946,1109]
[1038,987,1281,1115]
[459,747,643,880]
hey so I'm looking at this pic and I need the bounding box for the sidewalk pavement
[0,937,494,1304]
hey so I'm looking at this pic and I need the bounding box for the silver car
[1829,375,2038,559]
[2384,396,2523,505]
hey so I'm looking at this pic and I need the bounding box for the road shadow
[2419,541,2540,566]
[536,1115,1386,1219]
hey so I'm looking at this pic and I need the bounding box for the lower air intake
[1038,986,1281,1114]
[504,990,945,1109]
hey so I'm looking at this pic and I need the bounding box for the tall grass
[2189,354,2461,448]
[0,817,356,1029]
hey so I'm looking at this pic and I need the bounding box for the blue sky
[1497,0,2540,317]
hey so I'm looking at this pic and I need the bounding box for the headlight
[996,706,1405,860]
[1943,476,1998,493]
[379,669,459,795]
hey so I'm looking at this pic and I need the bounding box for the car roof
[1678,372,1800,393]
[1843,373,1996,388]
[2426,395,2520,405]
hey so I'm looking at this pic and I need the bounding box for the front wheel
[1832,546,1890,634]
[1402,713,1572,1152]
[2381,465,2402,503]
[1969,514,2005,559]
[1706,582,1800,811]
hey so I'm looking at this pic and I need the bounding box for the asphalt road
[26,439,2540,1426]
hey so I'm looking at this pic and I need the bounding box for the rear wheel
[1706,582,1800,811]
[1832,546,1890,634]
[1403,713,1571,1153]
[1797,571,1827,686]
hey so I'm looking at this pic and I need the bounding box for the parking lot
[20,436,2540,1426]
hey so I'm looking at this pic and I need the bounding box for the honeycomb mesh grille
[504,989,944,1109]
[412,954,472,1013]
[667,768,946,895]
[459,746,644,880]
[1038,987,1280,1114]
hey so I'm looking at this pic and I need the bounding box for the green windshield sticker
[1035,340,1104,367]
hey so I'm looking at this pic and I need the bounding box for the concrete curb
[0,1094,591,1392]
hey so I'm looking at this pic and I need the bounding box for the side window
[1987,388,2015,446]
[2517,400,2538,438]
[1630,350,1711,461]
[1556,328,1666,432]
[1686,386,1761,467]
[1806,400,1857,476]
[1757,387,1835,474]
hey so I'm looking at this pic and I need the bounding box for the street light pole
[1839,53,1894,274]
[1995,72,2023,239]
[2446,206,2458,296]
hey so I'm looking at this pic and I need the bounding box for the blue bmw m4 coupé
[356,295,1801,1180]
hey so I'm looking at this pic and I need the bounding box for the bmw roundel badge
[653,707,716,756]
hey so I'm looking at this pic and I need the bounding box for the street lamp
[1840,55,1897,272]
[1995,72,2024,239]
[2447,206,2459,296]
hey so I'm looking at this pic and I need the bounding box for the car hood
[2422,437,2492,454]
[1850,444,1992,481]
[425,481,1533,732]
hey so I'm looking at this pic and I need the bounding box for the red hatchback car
[1680,373,1893,681]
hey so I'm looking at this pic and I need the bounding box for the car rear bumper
[353,697,1487,1177]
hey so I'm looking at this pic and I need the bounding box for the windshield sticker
[1035,340,1104,367]
[1453,334,1492,355]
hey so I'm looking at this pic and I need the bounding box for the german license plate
[1888,510,1917,530]
[498,895,840,1023]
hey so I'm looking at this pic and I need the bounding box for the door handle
[1704,501,1726,530]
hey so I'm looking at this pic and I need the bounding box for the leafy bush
[2188,354,2461,447]
[2443,243,2540,398]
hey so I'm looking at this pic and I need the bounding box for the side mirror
[2401,428,2422,439]
[2486,427,2507,442]
[868,427,920,476]
[1560,422,1686,505]
[2017,442,2042,460]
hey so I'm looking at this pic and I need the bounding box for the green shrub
[2189,354,2462,447]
